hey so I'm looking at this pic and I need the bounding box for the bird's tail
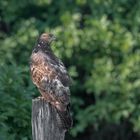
[56,105,73,131]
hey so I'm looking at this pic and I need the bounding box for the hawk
[30,33,72,130]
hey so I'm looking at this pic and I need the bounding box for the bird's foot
[37,96,45,100]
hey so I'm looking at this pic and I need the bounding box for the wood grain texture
[32,98,66,140]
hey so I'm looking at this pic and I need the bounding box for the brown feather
[30,33,73,130]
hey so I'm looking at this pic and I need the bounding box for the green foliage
[0,64,33,140]
[0,0,140,140]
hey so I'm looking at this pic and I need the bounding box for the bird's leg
[38,88,51,102]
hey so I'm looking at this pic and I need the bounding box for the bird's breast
[31,51,46,65]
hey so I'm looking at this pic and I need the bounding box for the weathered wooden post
[32,98,66,140]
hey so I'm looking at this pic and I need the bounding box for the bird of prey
[30,33,72,130]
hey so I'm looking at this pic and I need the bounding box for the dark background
[0,0,140,140]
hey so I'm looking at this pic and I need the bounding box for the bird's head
[39,33,56,46]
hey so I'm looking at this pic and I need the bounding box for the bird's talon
[37,96,44,100]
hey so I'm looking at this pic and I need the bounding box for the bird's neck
[33,41,52,53]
